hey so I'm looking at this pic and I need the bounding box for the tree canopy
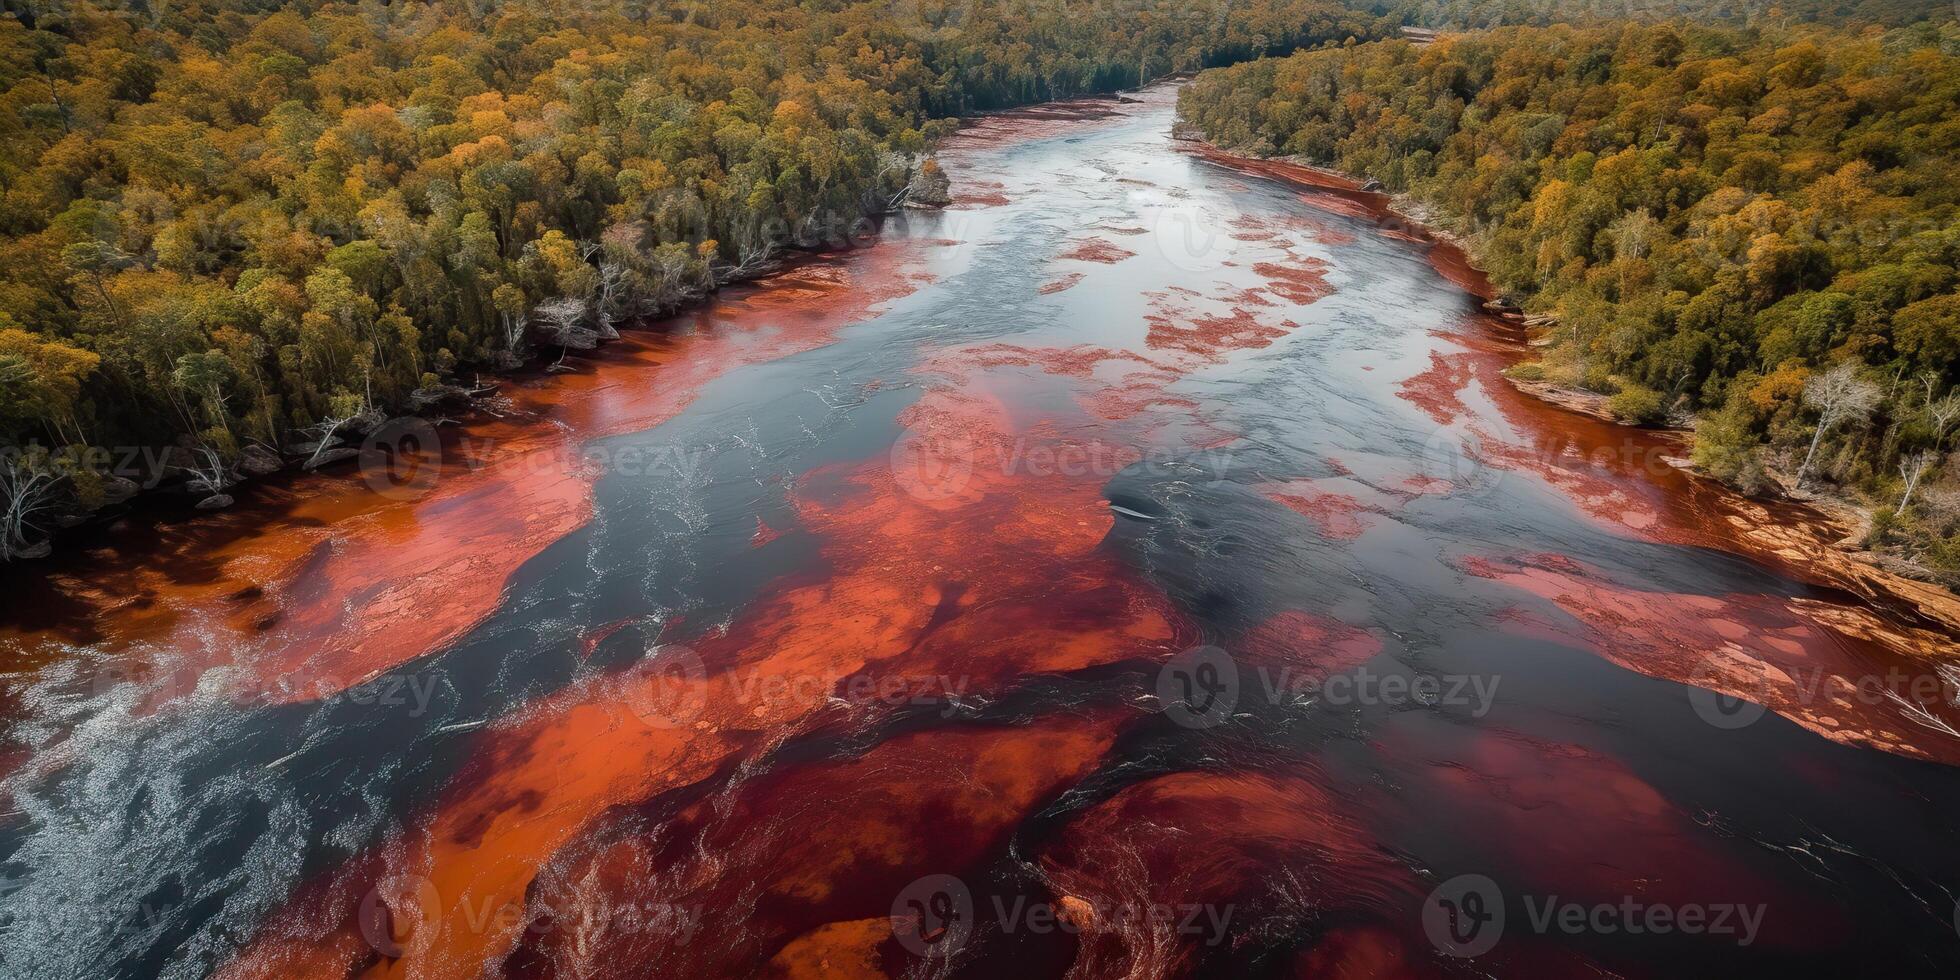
[1178,20,1960,572]
[0,0,1390,459]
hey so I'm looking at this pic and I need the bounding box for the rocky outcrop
[904,157,952,208]
[1504,376,1624,425]
[303,447,361,470]
[237,444,284,477]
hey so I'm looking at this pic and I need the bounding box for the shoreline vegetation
[1176,18,1960,607]
[1176,135,1960,637]
[0,0,1402,561]
[1,2,1953,629]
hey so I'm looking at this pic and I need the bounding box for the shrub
[1867,506,1896,547]
[1581,366,1620,394]
[1609,384,1668,425]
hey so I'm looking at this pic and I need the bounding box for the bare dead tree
[533,296,597,368]
[720,223,776,284]
[1925,393,1960,449]
[1797,363,1880,490]
[649,244,698,305]
[0,454,61,560]
[595,260,629,339]
[1898,451,1938,511]
[303,411,358,468]
[185,447,233,496]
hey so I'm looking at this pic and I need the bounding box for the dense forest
[0,0,1395,556]
[1179,20,1960,575]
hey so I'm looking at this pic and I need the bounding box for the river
[2,84,1959,979]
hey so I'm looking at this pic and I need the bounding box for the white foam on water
[0,643,407,979]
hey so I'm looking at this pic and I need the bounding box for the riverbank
[0,226,902,569]
[1178,135,1960,639]
[3,92,1141,568]
[11,85,1960,980]
[0,239,943,691]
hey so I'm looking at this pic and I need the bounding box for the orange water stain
[1039,272,1087,294]
[1241,610,1385,680]
[1395,474,1455,496]
[1259,481,1382,541]
[1181,144,1379,200]
[752,516,783,548]
[1378,721,1843,952]
[938,97,1129,153]
[1060,238,1137,264]
[1286,926,1438,980]
[220,316,1199,979]
[1037,770,1419,979]
[1423,240,1496,300]
[4,248,935,710]
[214,664,756,980]
[952,187,1012,208]
[1299,221,1358,248]
[512,718,1127,977]
[920,343,1195,428]
[936,343,1162,379]
[1215,285,1276,307]
[1462,552,1960,763]
[1466,427,1670,536]
[1145,305,1295,363]
[1251,259,1332,305]
[575,618,636,662]
[1394,350,1477,426]
[1291,192,1383,221]
[763,919,891,980]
